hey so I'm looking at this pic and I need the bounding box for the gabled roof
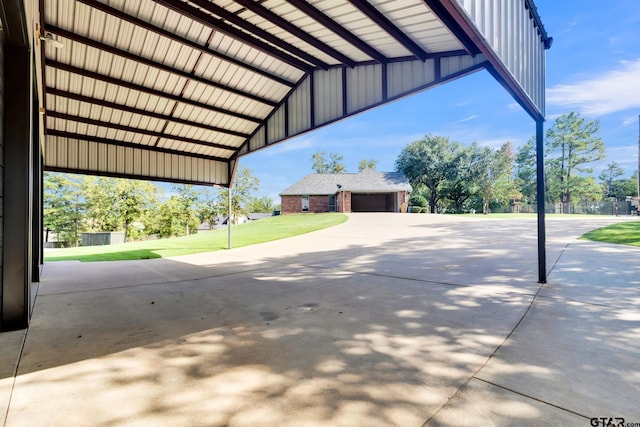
[281,169,412,196]
[38,0,550,187]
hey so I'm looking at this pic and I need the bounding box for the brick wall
[309,195,329,213]
[281,195,333,213]
[337,191,351,213]
[281,195,302,214]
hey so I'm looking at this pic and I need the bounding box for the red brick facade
[281,195,331,213]
[336,191,351,213]
[281,195,302,213]
[309,195,329,213]
[282,191,411,214]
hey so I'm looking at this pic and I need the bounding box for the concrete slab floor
[0,330,26,426]
[1,213,638,426]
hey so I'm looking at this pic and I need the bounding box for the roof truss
[41,0,550,186]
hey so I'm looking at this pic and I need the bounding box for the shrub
[409,194,427,207]
[411,206,423,213]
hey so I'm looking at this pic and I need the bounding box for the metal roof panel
[41,0,547,185]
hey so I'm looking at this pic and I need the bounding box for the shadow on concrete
[2,216,639,425]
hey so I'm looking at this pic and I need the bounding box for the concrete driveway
[1,213,639,426]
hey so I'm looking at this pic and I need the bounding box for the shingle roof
[280,169,412,196]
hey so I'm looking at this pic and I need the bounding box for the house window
[301,195,309,212]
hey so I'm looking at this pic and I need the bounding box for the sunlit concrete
[1,213,638,426]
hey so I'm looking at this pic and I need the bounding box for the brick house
[280,169,412,214]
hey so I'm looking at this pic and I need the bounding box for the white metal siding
[387,60,436,99]
[250,128,265,152]
[267,105,286,144]
[346,65,382,114]
[454,0,546,115]
[288,77,311,136]
[440,55,486,78]
[45,136,228,184]
[313,68,343,126]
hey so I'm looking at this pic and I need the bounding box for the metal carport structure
[0,0,551,330]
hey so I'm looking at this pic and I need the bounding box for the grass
[579,221,640,247]
[45,213,348,262]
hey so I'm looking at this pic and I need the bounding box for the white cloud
[545,113,563,121]
[454,114,478,124]
[507,102,521,111]
[562,15,585,33]
[261,137,316,155]
[622,115,638,127]
[601,144,639,172]
[547,58,640,116]
[477,138,513,149]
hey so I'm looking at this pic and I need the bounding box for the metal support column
[227,186,232,249]
[2,44,34,330]
[31,107,43,283]
[536,120,547,283]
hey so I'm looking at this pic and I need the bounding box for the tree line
[396,112,638,214]
[310,150,378,173]
[44,166,272,247]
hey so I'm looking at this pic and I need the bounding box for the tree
[116,180,160,242]
[173,184,200,235]
[573,176,603,211]
[623,170,639,197]
[515,138,537,204]
[217,166,260,224]
[396,135,460,213]
[83,177,121,232]
[247,196,275,213]
[358,159,378,172]
[43,172,85,247]
[478,142,520,215]
[440,143,482,213]
[606,170,639,200]
[157,196,194,238]
[599,161,625,198]
[197,186,220,229]
[311,151,345,173]
[545,112,606,213]
[84,177,159,241]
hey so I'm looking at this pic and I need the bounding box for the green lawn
[579,221,640,247]
[45,213,348,262]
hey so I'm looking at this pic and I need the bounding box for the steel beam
[46,111,239,152]
[153,0,317,71]
[74,0,299,85]
[46,60,264,124]
[46,130,230,163]
[183,0,330,69]
[536,120,547,283]
[46,88,252,139]
[2,45,33,331]
[285,0,388,64]
[31,119,43,284]
[46,25,278,107]
[234,0,356,67]
[422,0,481,57]
[349,0,430,61]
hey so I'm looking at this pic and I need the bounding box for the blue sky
[237,0,640,202]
